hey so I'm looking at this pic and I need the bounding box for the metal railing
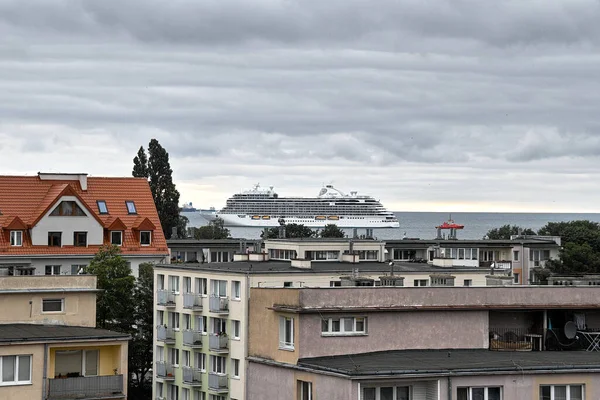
[489,327,542,351]
[208,372,228,391]
[157,325,176,343]
[209,334,228,351]
[183,292,203,310]
[182,366,203,386]
[183,330,203,348]
[48,375,124,399]
[157,289,176,306]
[155,361,175,379]
[209,295,229,313]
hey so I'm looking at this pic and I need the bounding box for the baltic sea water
[182,212,600,240]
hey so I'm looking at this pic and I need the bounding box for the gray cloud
[1,0,600,211]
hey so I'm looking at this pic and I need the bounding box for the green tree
[128,263,154,398]
[86,245,135,332]
[192,217,231,239]
[261,223,316,239]
[132,139,183,239]
[132,146,149,178]
[176,215,189,238]
[320,224,345,238]
[485,224,537,239]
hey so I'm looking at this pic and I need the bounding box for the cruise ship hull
[216,213,400,228]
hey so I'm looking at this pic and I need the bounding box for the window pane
[331,319,340,332]
[457,388,468,400]
[321,319,329,332]
[85,350,98,376]
[488,387,501,400]
[381,387,394,400]
[540,386,551,400]
[570,386,583,400]
[472,388,484,400]
[43,299,63,312]
[17,355,30,382]
[363,388,376,400]
[356,318,365,332]
[3,356,15,382]
[554,386,567,400]
[397,387,410,400]
[343,318,353,332]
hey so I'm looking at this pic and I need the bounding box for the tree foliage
[132,139,183,239]
[261,223,317,239]
[538,220,600,275]
[86,245,135,332]
[128,263,154,398]
[320,224,345,238]
[192,217,231,239]
[485,224,537,240]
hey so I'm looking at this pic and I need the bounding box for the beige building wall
[0,343,45,400]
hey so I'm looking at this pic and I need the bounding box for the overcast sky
[1,0,600,212]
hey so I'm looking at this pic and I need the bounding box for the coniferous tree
[132,146,149,178]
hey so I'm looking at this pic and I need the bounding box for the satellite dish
[564,321,577,340]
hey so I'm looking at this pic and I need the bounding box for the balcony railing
[183,292,203,311]
[209,295,229,314]
[155,361,176,380]
[183,330,203,348]
[48,375,124,399]
[480,260,512,269]
[489,327,542,351]
[157,325,176,344]
[209,334,229,352]
[157,289,176,307]
[182,366,203,387]
[208,372,228,392]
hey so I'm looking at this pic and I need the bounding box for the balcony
[183,330,203,348]
[47,375,125,399]
[156,325,176,345]
[208,372,228,392]
[480,260,512,270]
[157,290,176,307]
[209,334,229,353]
[182,366,203,387]
[183,292,203,311]
[209,295,229,314]
[155,361,176,380]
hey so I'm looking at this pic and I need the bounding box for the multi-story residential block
[0,172,169,276]
[154,238,512,400]
[0,274,129,400]
[247,285,600,399]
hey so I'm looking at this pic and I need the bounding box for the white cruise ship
[210,184,400,228]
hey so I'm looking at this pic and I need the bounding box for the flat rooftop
[296,349,600,377]
[157,260,488,275]
[0,324,130,344]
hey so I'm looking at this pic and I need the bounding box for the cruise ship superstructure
[212,184,400,228]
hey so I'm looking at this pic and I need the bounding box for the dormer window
[125,201,137,215]
[111,231,123,246]
[10,231,23,247]
[140,231,151,246]
[50,201,86,216]
[97,200,108,214]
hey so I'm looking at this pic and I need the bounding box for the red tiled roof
[0,175,168,257]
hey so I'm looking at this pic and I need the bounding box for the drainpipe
[244,271,251,400]
[447,376,452,400]
[42,343,48,400]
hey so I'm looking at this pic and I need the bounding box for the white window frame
[211,280,227,298]
[140,231,152,246]
[279,316,294,350]
[168,348,179,367]
[9,231,22,247]
[195,278,207,296]
[168,312,180,331]
[232,358,240,379]
[110,231,123,246]
[210,355,226,374]
[232,320,241,340]
[0,355,32,386]
[298,380,312,400]
[195,316,207,334]
[232,281,241,300]
[183,314,191,330]
[414,279,428,287]
[539,384,584,400]
[182,387,191,400]
[169,276,180,294]
[42,298,64,313]
[363,386,410,400]
[183,277,192,293]
[182,350,191,367]
[457,386,503,400]
[194,352,206,372]
[321,316,367,336]
[45,265,61,276]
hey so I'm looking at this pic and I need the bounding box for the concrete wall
[296,286,600,310]
[299,311,488,358]
[31,196,104,246]
[0,343,44,400]
[247,361,357,400]
[0,275,96,290]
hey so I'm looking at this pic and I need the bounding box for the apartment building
[0,275,129,400]
[154,239,505,400]
[247,285,600,399]
[0,172,169,277]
